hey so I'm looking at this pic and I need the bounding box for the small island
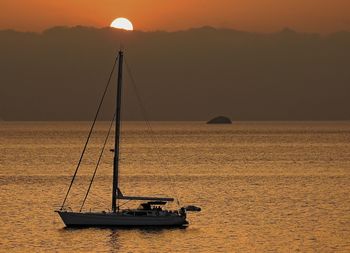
[207,116,232,124]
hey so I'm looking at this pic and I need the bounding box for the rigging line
[60,55,119,209]
[118,199,132,208]
[124,57,182,207]
[80,112,116,212]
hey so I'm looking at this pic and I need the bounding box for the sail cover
[118,196,174,201]
[117,188,174,201]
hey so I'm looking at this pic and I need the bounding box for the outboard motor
[179,207,187,218]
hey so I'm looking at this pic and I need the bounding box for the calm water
[0,121,349,252]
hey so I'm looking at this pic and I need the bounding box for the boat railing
[56,206,72,212]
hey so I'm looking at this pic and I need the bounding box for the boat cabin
[120,201,181,217]
[139,201,166,210]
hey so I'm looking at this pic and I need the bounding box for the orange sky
[0,0,349,33]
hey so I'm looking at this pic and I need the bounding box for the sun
[110,18,133,31]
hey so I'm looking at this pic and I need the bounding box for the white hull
[57,211,188,227]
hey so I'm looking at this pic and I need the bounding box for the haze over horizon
[1,0,350,121]
[2,24,350,35]
[1,0,350,34]
[1,26,349,121]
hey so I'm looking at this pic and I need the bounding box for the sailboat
[56,50,200,227]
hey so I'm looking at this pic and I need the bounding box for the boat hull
[56,211,188,227]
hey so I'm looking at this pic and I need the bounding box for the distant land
[0,26,349,121]
[207,116,232,124]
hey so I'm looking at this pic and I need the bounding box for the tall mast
[112,50,124,213]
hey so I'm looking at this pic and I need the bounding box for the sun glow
[110,18,133,31]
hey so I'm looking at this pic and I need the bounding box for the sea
[0,121,349,252]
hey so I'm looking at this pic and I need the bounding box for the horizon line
[1,25,349,36]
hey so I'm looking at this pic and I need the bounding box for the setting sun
[110,17,133,31]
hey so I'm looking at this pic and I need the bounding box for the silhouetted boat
[56,50,200,227]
